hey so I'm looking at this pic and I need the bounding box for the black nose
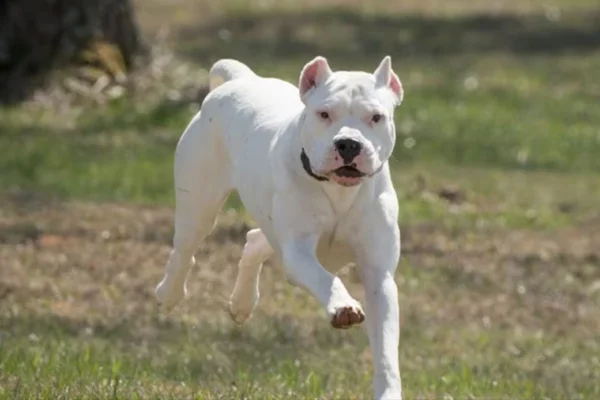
[335,138,362,164]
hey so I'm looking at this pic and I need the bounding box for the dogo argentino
[155,55,405,399]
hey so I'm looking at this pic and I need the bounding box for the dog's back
[205,59,301,118]
[200,59,303,178]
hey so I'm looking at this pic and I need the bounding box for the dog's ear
[374,56,403,105]
[299,56,332,103]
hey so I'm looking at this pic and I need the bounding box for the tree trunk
[0,0,145,104]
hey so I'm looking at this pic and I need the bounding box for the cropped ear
[374,56,403,105]
[299,56,332,103]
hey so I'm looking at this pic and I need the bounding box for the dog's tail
[208,59,256,91]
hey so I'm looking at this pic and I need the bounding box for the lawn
[1,0,599,399]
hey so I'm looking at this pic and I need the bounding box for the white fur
[155,56,404,400]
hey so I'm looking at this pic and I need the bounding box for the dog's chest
[313,184,363,270]
[315,224,356,271]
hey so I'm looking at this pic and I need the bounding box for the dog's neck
[322,179,363,217]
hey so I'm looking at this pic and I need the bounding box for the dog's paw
[329,302,365,329]
[228,290,259,325]
[155,278,186,312]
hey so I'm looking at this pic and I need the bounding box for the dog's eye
[371,114,382,123]
[318,111,330,120]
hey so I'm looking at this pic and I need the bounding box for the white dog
[155,55,404,399]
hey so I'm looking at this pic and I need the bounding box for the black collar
[300,148,328,182]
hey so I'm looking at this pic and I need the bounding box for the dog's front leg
[361,265,402,400]
[355,197,402,400]
[281,235,365,329]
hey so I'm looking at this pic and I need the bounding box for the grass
[1,0,600,398]
[1,202,599,399]
[3,2,600,225]
[2,317,597,399]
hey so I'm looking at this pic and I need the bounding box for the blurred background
[1,0,599,398]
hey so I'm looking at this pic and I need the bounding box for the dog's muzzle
[300,148,385,183]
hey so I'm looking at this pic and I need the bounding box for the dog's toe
[330,305,365,329]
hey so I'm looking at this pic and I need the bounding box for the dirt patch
[1,198,599,342]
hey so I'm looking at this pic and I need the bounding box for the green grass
[1,105,181,204]
[2,319,597,399]
[2,253,598,399]
[3,48,600,227]
[2,3,600,227]
[2,0,600,399]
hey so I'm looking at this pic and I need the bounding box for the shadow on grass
[175,7,600,66]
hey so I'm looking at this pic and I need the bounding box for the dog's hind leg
[229,228,273,324]
[155,111,232,311]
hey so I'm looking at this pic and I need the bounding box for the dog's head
[298,56,403,187]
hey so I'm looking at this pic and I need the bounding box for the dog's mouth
[333,165,365,178]
[301,148,378,186]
